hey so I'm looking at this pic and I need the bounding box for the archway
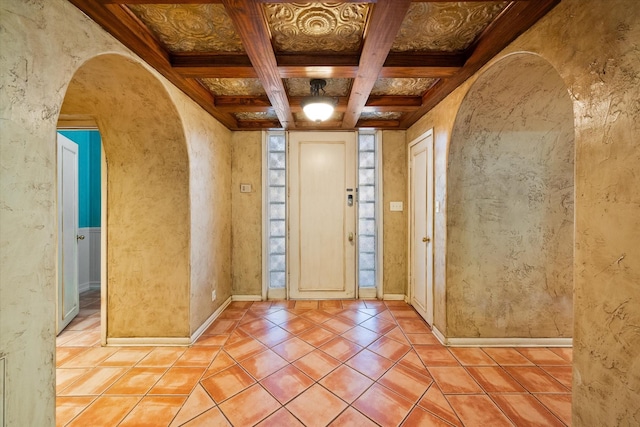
[58,54,191,339]
[446,53,574,338]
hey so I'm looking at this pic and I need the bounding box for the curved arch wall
[447,53,574,338]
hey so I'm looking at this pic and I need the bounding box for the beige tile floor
[56,290,572,426]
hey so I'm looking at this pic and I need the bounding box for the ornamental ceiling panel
[235,111,279,121]
[264,2,370,53]
[359,112,403,120]
[285,78,352,97]
[370,78,438,96]
[200,78,266,96]
[127,4,244,53]
[392,1,509,52]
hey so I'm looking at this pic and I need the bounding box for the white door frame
[407,129,435,325]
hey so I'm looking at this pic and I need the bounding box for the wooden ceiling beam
[400,0,560,129]
[67,0,239,129]
[363,95,422,112]
[171,53,257,78]
[222,0,293,129]
[342,0,413,129]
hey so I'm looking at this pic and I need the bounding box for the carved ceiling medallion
[392,1,509,52]
[264,3,370,53]
[285,78,351,97]
[371,78,438,96]
[128,4,244,53]
[200,78,266,96]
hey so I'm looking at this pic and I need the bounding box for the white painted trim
[79,281,100,293]
[359,287,377,299]
[232,295,263,302]
[267,288,286,300]
[100,142,107,346]
[107,337,191,347]
[375,130,384,300]
[189,297,232,344]
[432,326,447,346]
[445,337,573,348]
[383,294,407,301]
[261,131,269,302]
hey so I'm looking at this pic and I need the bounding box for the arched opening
[446,53,574,338]
[58,54,191,340]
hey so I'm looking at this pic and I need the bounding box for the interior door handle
[422,236,430,243]
[77,234,85,241]
[348,232,354,242]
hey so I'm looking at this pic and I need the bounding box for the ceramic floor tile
[59,330,101,347]
[336,309,373,324]
[194,334,229,347]
[299,309,334,324]
[319,300,343,310]
[280,317,316,335]
[535,393,572,426]
[60,347,118,368]
[148,366,205,395]
[417,384,463,427]
[260,364,315,404]
[466,366,527,393]
[398,350,428,374]
[169,384,215,427]
[272,337,315,362]
[406,333,441,345]
[368,336,411,361]
[66,396,140,427]
[319,336,363,362]
[293,349,342,381]
[202,350,236,380]
[428,367,483,394]
[446,394,514,427]
[322,317,356,335]
[294,300,319,310]
[517,348,572,366]
[340,325,381,347]
[56,347,89,368]
[119,395,186,427]
[482,348,535,366]
[319,364,373,403]
[492,393,565,427]
[329,407,378,426]
[99,348,153,367]
[450,348,497,366]
[56,396,96,427]
[181,406,231,426]
[378,363,433,403]
[256,408,304,427]
[251,325,295,348]
[287,384,348,427]
[359,317,397,335]
[104,367,166,395]
[59,367,128,396]
[504,366,569,393]
[395,318,432,334]
[549,347,573,362]
[402,406,454,427]
[225,329,252,345]
[375,311,397,323]
[263,309,298,325]
[204,319,238,335]
[414,345,460,367]
[541,365,573,389]
[56,368,91,393]
[352,383,414,427]
[137,347,186,367]
[240,318,279,335]
[384,327,411,345]
[346,348,394,380]
[218,384,281,426]
[298,326,336,347]
[174,347,220,367]
[364,300,387,310]
[201,364,256,403]
[240,348,289,380]
[224,336,268,361]
[219,308,247,320]
[341,300,367,310]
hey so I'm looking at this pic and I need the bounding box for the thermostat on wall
[240,184,252,193]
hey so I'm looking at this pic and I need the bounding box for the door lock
[422,236,430,243]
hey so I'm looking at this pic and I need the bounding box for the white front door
[289,132,357,299]
[409,131,434,325]
[57,133,80,334]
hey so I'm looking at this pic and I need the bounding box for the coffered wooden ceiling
[69,0,559,130]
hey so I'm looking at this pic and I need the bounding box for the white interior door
[289,132,356,299]
[57,133,80,334]
[409,131,434,325]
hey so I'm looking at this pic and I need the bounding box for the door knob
[422,237,430,243]
[77,234,85,241]
[348,232,354,242]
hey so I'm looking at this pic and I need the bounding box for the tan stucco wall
[409,0,640,424]
[231,131,263,296]
[0,0,232,424]
[381,131,408,295]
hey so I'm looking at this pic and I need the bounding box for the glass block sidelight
[267,132,286,289]
[358,133,377,289]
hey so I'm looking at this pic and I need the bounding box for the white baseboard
[106,296,233,347]
[189,297,232,344]
[232,295,263,302]
[358,288,377,299]
[89,282,101,290]
[78,282,91,293]
[430,326,572,347]
[383,294,408,301]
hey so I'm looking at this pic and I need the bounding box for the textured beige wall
[381,131,408,295]
[409,0,640,423]
[0,0,232,424]
[447,53,574,338]
[61,56,191,338]
[231,131,263,296]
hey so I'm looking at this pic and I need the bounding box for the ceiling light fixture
[301,79,337,122]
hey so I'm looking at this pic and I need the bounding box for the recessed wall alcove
[446,53,575,338]
[60,54,191,338]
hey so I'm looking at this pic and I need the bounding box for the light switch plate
[240,184,252,193]
[390,201,403,211]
